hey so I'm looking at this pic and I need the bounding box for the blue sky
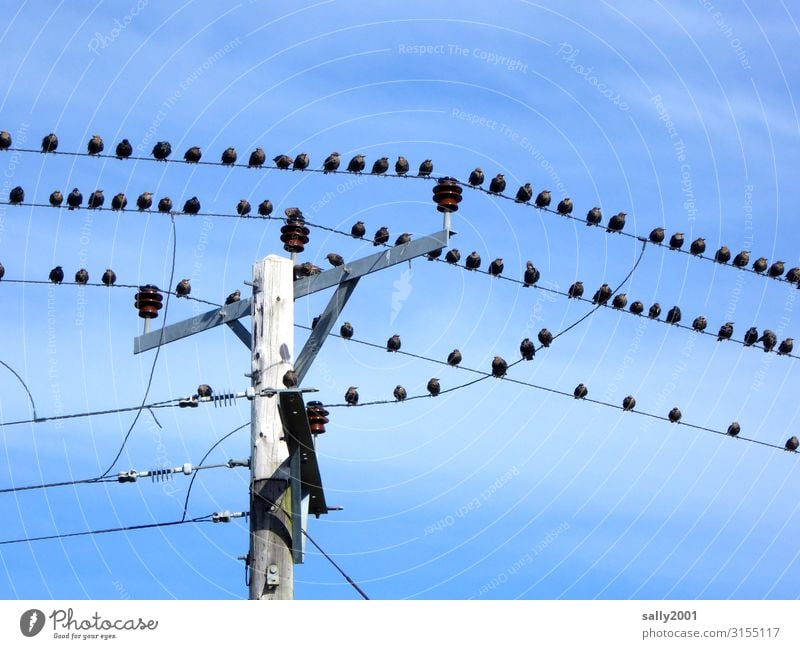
[0,0,799,599]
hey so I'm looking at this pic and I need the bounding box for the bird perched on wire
[690,238,706,255]
[715,246,731,263]
[8,186,24,204]
[387,334,401,352]
[87,190,104,209]
[395,156,409,175]
[326,252,345,267]
[692,316,707,331]
[568,281,584,299]
[257,200,273,216]
[176,279,191,297]
[0,262,4,280]
[340,322,353,339]
[41,133,58,152]
[373,226,389,246]
[152,141,171,160]
[87,134,104,155]
[347,154,366,173]
[427,378,441,396]
[592,284,612,305]
[158,196,173,213]
[523,261,540,287]
[394,385,407,401]
[515,183,533,203]
[49,266,64,284]
[666,306,681,325]
[607,212,626,233]
[520,338,535,361]
[322,152,340,173]
[630,301,644,315]
[786,267,800,284]
[727,422,740,437]
[752,257,768,273]
[447,349,462,366]
[102,269,117,286]
[668,407,682,423]
[612,293,627,309]
[418,159,434,177]
[489,174,506,194]
[557,197,573,215]
[732,250,750,268]
[649,227,665,244]
[0,130,11,149]
[717,322,734,341]
[137,192,153,211]
[758,329,777,352]
[371,157,389,175]
[445,249,461,264]
[49,190,63,206]
[778,338,793,355]
[535,190,551,208]
[237,199,251,216]
[197,384,213,398]
[221,147,237,165]
[463,251,480,271]
[785,436,799,452]
[282,370,298,388]
[488,258,504,276]
[586,207,602,226]
[574,383,588,399]
[348,221,365,238]
[648,303,661,319]
[468,168,484,186]
[622,395,636,411]
[293,153,309,170]
[768,261,785,278]
[74,268,89,284]
[395,232,411,246]
[538,328,553,347]
[67,188,83,210]
[115,139,132,158]
[272,153,291,169]
[225,290,240,305]
[669,232,684,249]
[248,148,266,167]
[184,146,202,163]
[111,193,127,210]
[491,356,508,378]
[743,327,758,346]
[344,387,359,405]
[183,197,201,214]
[427,248,443,261]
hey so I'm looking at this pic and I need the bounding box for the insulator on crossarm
[134,284,163,319]
[280,209,310,253]
[432,176,463,213]
[306,400,330,434]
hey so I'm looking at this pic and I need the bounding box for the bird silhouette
[447,349,462,366]
[752,257,768,273]
[427,378,441,396]
[293,153,309,170]
[197,384,213,398]
[622,395,636,411]
[612,293,628,309]
[445,249,461,264]
[692,316,707,331]
[592,284,612,305]
[225,290,241,305]
[221,147,237,165]
[0,262,4,280]
[74,268,89,284]
[468,168,484,186]
[8,186,24,204]
[489,174,506,194]
[322,152,340,173]
[586,207,602,226]
[184,146,202,163]
[258,200,273,216]
[778,338,793,355]
[649,227,665,244]
[668,407,682,423]
[690,238,706,255]
[538,328,553,347]
[111,193,127,210]
[282,370,298,388]
[87,190,104,209]
[49,266,64,284]
[373,226,389,246]
[345,387,359,405]
[67,188,83,210]
[41,133,58,152]
[630,301,644,315]
[395,233,411,246]
[340,322,353,339]
[394,385,407,401]
[272,154,292,169]
[347,155,365,173]
[515,183,533,203]
[557,197,573,215]
[395,156,409,175]
[715,246,731,263]
[152,141,171,160]
[311,315,321,330]
[387,334,401,352]
[350,221,365,238]
[157,196,173,213]
[785,267,800,283]
[49,190,63,206]
[520,338,535,361]
[574,383,588,399]
[732,250,750,267]
[785,436,799,452]
[0,130,11,149]
[669,232,684,249]
[183,197,201,214]
[115,139,132,158]
[648,303,661,319]
[607,212,626,233]
[727,422,740,437]
[236,199,251,216]
[666,306,681,324]
[326,252,344,267]
[758,329,777,352]
[491,356,508,377]
[535,190,551,208]
[87,135,104,155]
[248,148,266,167]
[465,251,481,271]
[102,269,116,286]
[717,322,734,341]
[418,159,434,177]
[176,279,191,297]
[743,327,759,346]
[523,261,540,286]
[371,157,389,175]
[426,248,443,261]
[568,281,584,299]
[768,261,785,278]
[137,192,153,211]
[488,258,504,276]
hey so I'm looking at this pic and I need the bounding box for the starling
[347,154,366,173]
[732,250,750,268]
[586,207,602,226]
[785,436,799,451]
[340,322,353,339]
[292,153,309,170]
[427,378,441,396]
[272,153,291,169]
[465,251,481,271]
[668,407,682,423]
[649,227,665,244]
[225,290,241,305]
[257,200,273,217]
[387,334,401,352]
[394,385,407,401]
[758,329,777,352]
[557,197,573,215]
[137,192,153,211]
[8,186,24,204]
[152,141,171,160]
[296,262,322,278]
[371,157,389,174]
[622,395,636,411]
[221,147,237,165]
[115,139,132,158]
[768,261,785,278]
[67,188,83,210]
[715,246,731,264]
[87,190,104,209]
[447,349,462,366]
[236,199,251,216]
[690,238,706,255]
[197,384,213,398]
[395,156,410,175]
[666,306,681,325]
[326,252,345,267]
[488,258,504,276]
[395,232,411,246]
[445,249,461,264]
[692,316,707,331]
[345,387,359,405]
[74,268,89,284]
[520,338,535,361]
[184,146,202,163]
[568,281,584,299]
[612,293,628,309]
[669,232,684,249]
[41,133,58,152]
[49,190,63,206]
[0,130,11,149]
[158,196,173,213]
[743,327,759,346]
[468,168,484,186]
[426,248,443,261]
[727,422,740,437]
[176,279,191,297]
[248,148,266,167]
[351,221,366,238]
[311,315,321,330]
[111,193,127,210]
[488,173,506,194]
[717,322,734,341]
[630,301,644,315]
[778,338,794,355]
[523,261,540,287]
[538,328,553,347]
[491,356,508,377]
[574,383,588,399]
[648,303,661,319]
[607,212,626,233]
[49,266,64,283]
[373,226,390,246]
[0,261,4,280]
[786,267,800,283]
[282,370,298,388]
[592,283,612,305]
[183,196,201,214]
[418,159,434,177]
[87,134,104,155]
[101,268,116,286]
[515,183,533,203]
[752,257,768,273]
[535,190,551,208]
[322,152,340,173]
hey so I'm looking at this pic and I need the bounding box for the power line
[0,397,181,428]
[0,358,38,420]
